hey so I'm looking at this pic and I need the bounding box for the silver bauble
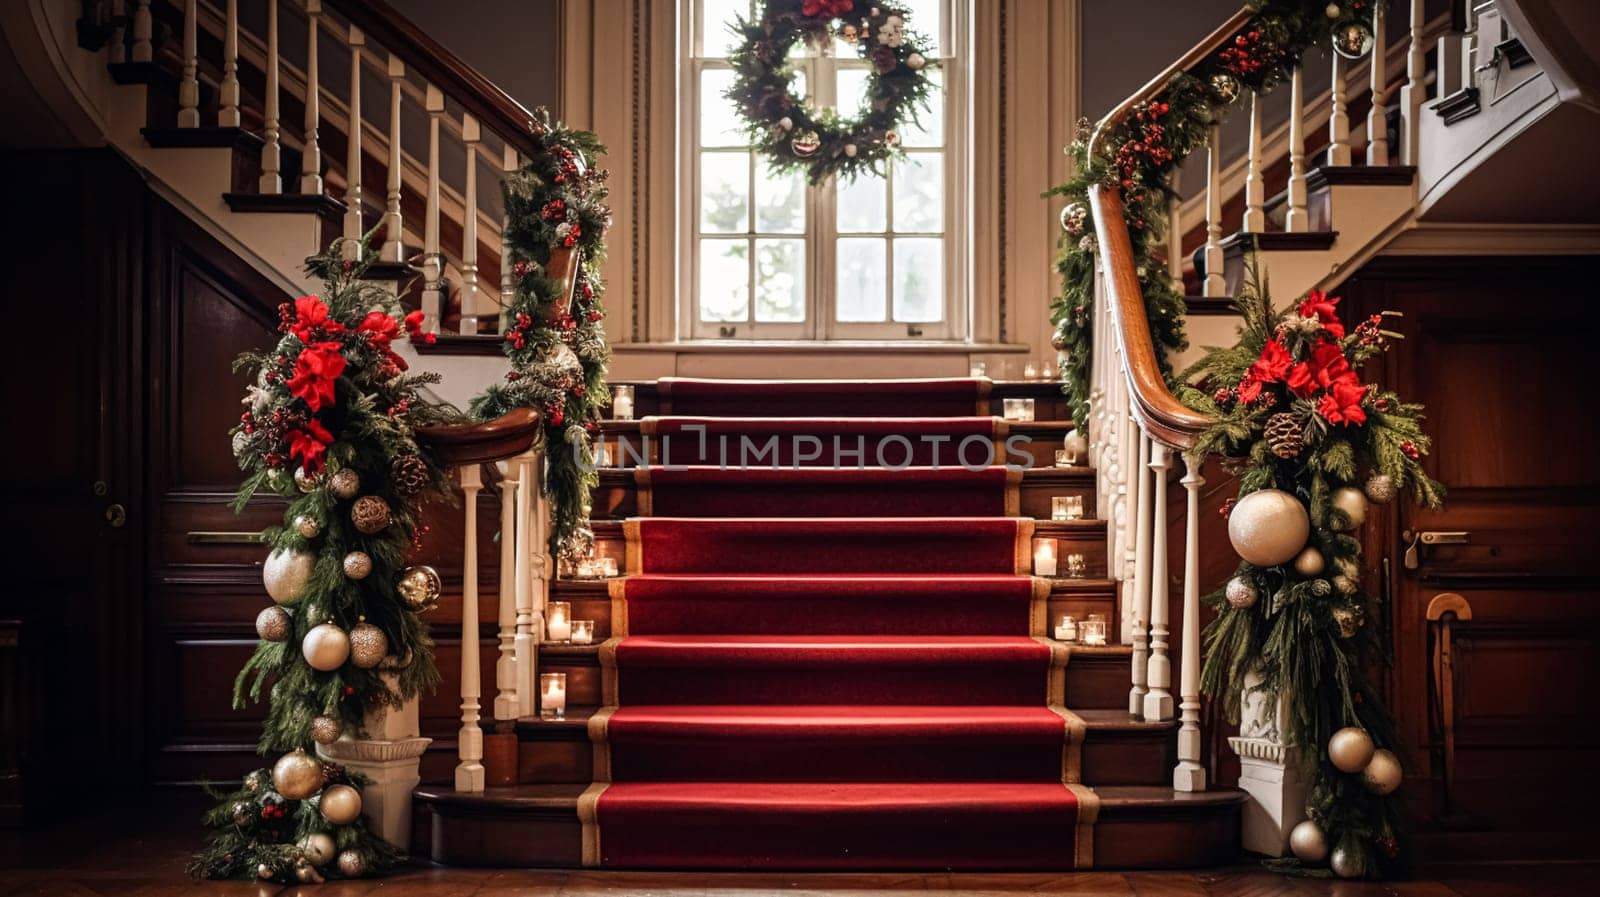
[302,622,351,671]
[1210,72,1242,105]
[398,565,443,612]
[263,548,315,605]
[328,467,361,499]
[790,130,821,157]
[1228,489,1311,566]
[1364,474,1396,504]
[294,466,319,493]
[295,514,322,539]
[1328,726,1376,773]
[1331,486,1369,531]
[1293,547,1326,577]
[255,605,291,642]
[350,495,392,535]
[311,714,343,745]
[319,783,363,825]
[1363,748,1403,795]
[1329,843,1365,878]
[272,749,324,800]
[231,800,253,825]
[336,849,369,878]
[348,622,389,669]
[257,863,275,880]
[299,831,336,866]
[342,551,373,580]
[1289,818,1328,862]
[1225,575,1259,609]
[1332,21,1374,59]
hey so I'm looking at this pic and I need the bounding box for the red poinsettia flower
[1237,339,1292,402]
[286,341,346,412]
[1287,341,1352,398]
[1317,377,1368,426]
[290,295,345,343]
[356,311,409,373]
[802,0,853,18]
[1297,290,1346,340]
[287,417,335,473]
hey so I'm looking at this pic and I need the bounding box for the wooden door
[1346,256,1600,858]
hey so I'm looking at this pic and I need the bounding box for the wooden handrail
[416,408,542,467]
[321,0,540,156]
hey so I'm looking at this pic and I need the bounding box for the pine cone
[390,454,430,496]
[1264,412,1304,459]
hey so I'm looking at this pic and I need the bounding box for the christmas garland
[195,238,457,883]
[726,0,938,184]
[469,108,611,558]
[1180,258,1442,879]
[1046,0,1381,430]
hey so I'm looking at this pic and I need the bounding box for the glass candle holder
[1033,538,1058,577]
[575,558,597,579]
[969,361,987,378]
[598,557,619,578]
[1023,362,1040,380]
[1053,614,1077,643]
[1080,619,1108,647]
[571,620,595,645]
[1002,398,1036,422]
[540,672,567,720]
[611,385,635,421]
[1063,495,1084,520]
[1065,553,1088,579]
[1051,496,1071,521]
[1054,449,1073,468]
[546,601,572,642]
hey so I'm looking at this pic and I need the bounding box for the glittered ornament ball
[295,514,322,539]
[336,850,368,878]
[1363,748,1403,795]
[311,715,343,745]
[348,621,389,669]
[1364,473,1396,503]
[350,495,392,534]
[1227,489,1310,566]
[272,749,324,800]
[263,548,315,605]
[342,551,373,580]
[255,605,291,642]
[1225,575,1259,609]
[328,467,361,499]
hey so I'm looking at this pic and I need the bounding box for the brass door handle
[1403,530,1471,569]
[104,503,126,528]
[186,530,265,544]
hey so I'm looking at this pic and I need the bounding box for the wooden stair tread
[1219,230,1339,253]
[414,782,587,810]
[1094,785,1247,813]
[222,192,345,216]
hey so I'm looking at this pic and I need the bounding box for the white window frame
[677,0,970,342]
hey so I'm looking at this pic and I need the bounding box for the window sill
[617,340,1032,355]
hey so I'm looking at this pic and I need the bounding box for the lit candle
[599,557,619,578]
[1066,553,1087,579]
[1054,615,1077,642]
[1081,619,1107,647]
[540,672,567,720]
[611,385,635,421]
[1023,362,1040,380]
[969,361,987,378]
[1052,497,1071,521]
[1033,539,1058,577]
[571,620,594,645]
[546,601,572,642]
[1002,398,1035,422]
[1065,496,1084,520]
[575,558,597,579]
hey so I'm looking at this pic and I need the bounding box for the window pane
[899,0,943,56]
[902,70,943,148]
[701,0,748,58]
[754,239,805,322]
[837,171,886,233]
[837,67,868,119]
[700,69,745,147]
[893,238,943,322]
[836,238,887,322]
[699,240,749,322]
[755,162,804,234]
[893,153,944,232]
[701,152,749,233]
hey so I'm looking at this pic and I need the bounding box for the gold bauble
[1289,819,1328,862]
[255,605,291,642]
[1331,486,1369,531]
[1332,20,1374,60]
[294,466,320,493]
[342,551,373,580]
[311,715,343,745]
[1225,575,1259,609]
[1210,71,1242,105]
[348,622,389,669]
[350,495,392,534]
[1329,843,1365,878]
[336,849,369,878]
[1328,726,1376,773]
[295,514,322,539]
[319,783,363,825]
[328,467,361,500]
[272,749,324,800]
[1293,547,1326,577]
[1227,489,1311,566]
[302,622,351,671]
[1333,605,1361,638]
[1364,473,1396,504]
[398,565,443,612]
[263,548,315,605]
[299,831,336,866]
[1363,748,1403,795]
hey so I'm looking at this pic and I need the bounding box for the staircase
[415,378,1244,869]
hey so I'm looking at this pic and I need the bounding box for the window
[681,0,967,340]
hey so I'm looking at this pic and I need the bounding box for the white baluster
[177,0,199,128]
[1367,2,1390,166]
[1143,443,1173,721]
[300,0,323,194]
[131,0,152,63]
[1327,54,1351,166]
[1128,433,1152,716]
[501,146,520,329]
[514,450,538,718]
[1166,170,1183,293]
[459,114,482,335]
[420,84,445,333]
[1243,92,1265,232]
[1399,0,1425,166]
[108,1,127,65]
[494,466,520,720]
[1173,452,1207,791]
[258,1,281,193]
[342,24,363,259]
[218,0,241,127]
[455,465,485,792]
[382,54,405,261]
[1201,124,1225,297]
[1286,65,1308,233]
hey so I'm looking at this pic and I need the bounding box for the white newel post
[1229,668,1305,856]
[1173,452,1207,792]
[316,681,431,845]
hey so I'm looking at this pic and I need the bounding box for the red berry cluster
[550,144,580,185]
[1218,497,1236,519]
[259,802,287,821]
[512,260,533,279]
[1213,386,1235,406]
[507,312,535,351]
[1217,29,1275,78]
[560,222,583,249]
[1354,313,1387,347]
[1114,101,1173,187]
[541,199,568,222]
[1401,440,1419,459]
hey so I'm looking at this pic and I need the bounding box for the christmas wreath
[470,108,611,558]
[727,0,937,183]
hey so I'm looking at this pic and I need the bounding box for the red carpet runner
[580,379,1098,870]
